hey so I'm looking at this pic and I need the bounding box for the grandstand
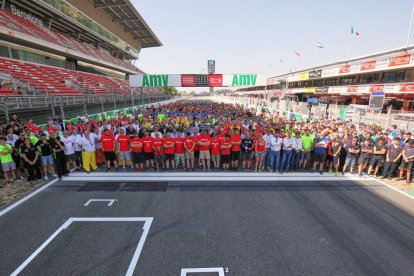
[0,0,168,123]
[235,45,414,111]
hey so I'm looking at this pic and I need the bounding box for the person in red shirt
[174,131,186,170]
[131,132,144,172]
[255,132,266,172]
[220,135,232,171]
[184,132,195,171]
[198,129,211,171]
[142,132,154,170]
[230,129,242,170]
[116,129,131,170]
[210,133,221,170]
[163,132,175,171]
[152,132,164,171]
[101,129,118,171]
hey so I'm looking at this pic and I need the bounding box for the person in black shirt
[381,137,403,180]
[241,132,254,171]
[35,133,55,180]
[13,132,26,172]
[342,138,360,175]
[357,139,373,177]
[51,136,66,181]
[21,138,42,183]
[367,138,387,177]
[126,122,136,138]
[398,139,414,183]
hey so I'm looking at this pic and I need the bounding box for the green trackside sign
[128,74,267,87]
[142,75,169,87]
[231,74,257,86]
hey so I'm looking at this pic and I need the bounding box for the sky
[133,0,414,81]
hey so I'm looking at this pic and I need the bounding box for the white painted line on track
[84,199,116,207]
[11,217,153,276]
[70,172,345,177]
[65,175,362,182]
[372,178,414,201]
[0,178,59,218]
[181,267,225,275]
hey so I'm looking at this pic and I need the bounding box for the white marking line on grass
[0,178,59,218]
[372,178,414,201]
[181,267,225,276]
[11,217,153,276]
[84,199,116,207]
[66,176,362,182]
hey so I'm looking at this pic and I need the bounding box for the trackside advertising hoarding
[285,52,414,82]
[129,74,267,87]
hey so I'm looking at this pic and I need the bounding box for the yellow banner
[298,72,309,80]
[304,87,315,93]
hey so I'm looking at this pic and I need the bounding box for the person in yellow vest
[79,130,98,174]
[0,137,19,185]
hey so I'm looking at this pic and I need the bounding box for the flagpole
[406,4,414,49]
[346,30,352,62]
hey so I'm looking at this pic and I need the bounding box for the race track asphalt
[1,173,414,276]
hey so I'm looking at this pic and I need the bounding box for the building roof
[89,0,162,48]
[273,44,414,79]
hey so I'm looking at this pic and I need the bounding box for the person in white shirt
[61,130,78,171]
[281,131,295,172]
[268,129,283,172]
[79,130,97,173]
[263,129,273,170]
[71,128,82,170]
[5,128,18,146]
[291,135,303,171]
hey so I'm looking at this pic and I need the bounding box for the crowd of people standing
[0,101,413,186]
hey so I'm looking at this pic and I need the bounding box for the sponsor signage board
[208,60,215,74]
[208,74,223,87]
[308,70,322,79]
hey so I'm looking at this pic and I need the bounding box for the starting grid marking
[66,172,363,182]
[181,267,226,275]
[84,199,116,207]
[11,217,153,276]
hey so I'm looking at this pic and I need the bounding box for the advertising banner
[339,65,350,74]
[309,70,322,79]
[360,60,376,71]
[208,60,215,74]
[181,74,196,87]
[400,83,414,92]
[208,74,223,87]
[388,54,411,67]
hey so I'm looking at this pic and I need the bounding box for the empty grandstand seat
[0,57,134,96]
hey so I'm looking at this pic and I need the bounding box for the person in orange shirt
[116,129,131,170]
[184,132,195,171]
[210,133,221,170]
[163,132,175,171]
[198,129,211,171]
[152,132,164,171]
[142,132,154,171]
[230,129,242,170]
[174,131,186,170]
[220,135,232,171]
[101,129,117,172]
[131,132,144,172]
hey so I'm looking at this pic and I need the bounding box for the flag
[294,51,301,57]
[316,41,324,48]
[351,26,360,36]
